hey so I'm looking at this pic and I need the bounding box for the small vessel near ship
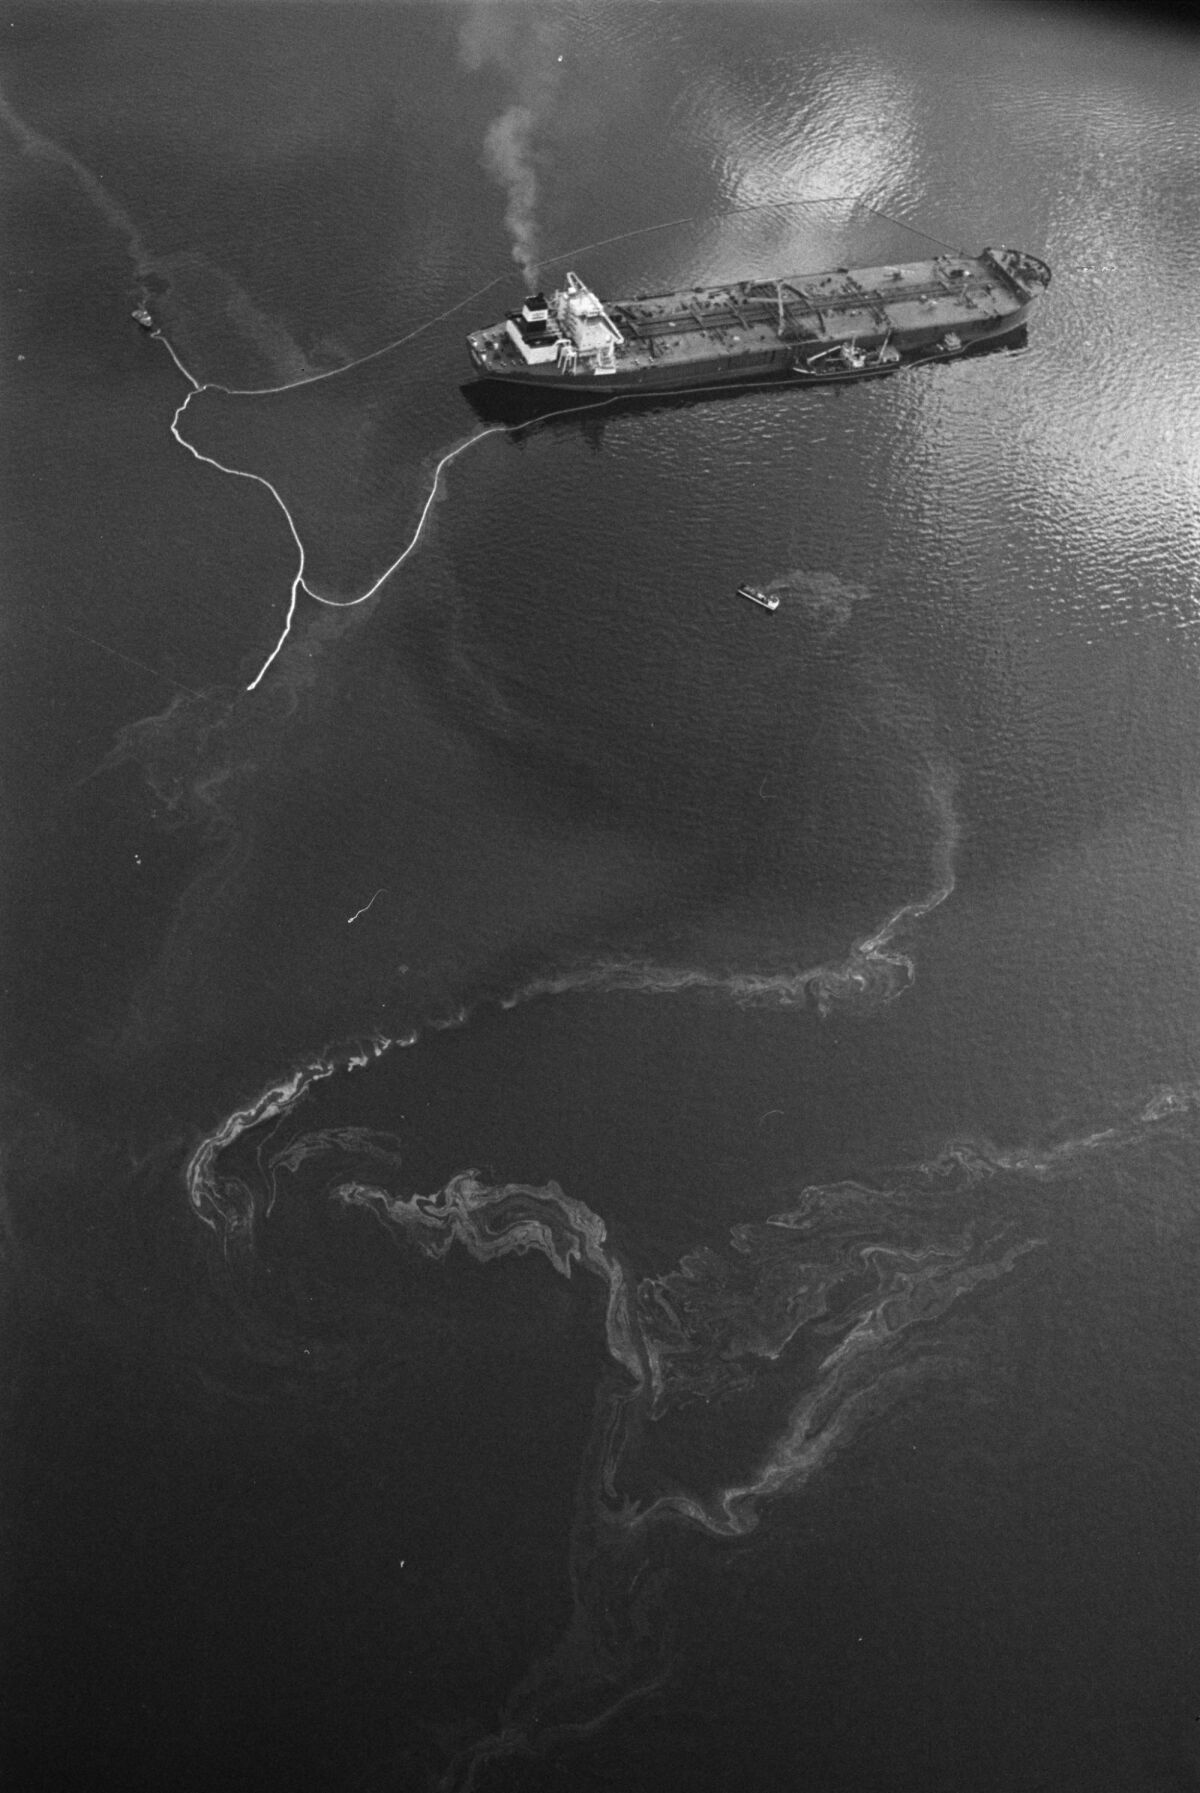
[794,337,903,378]
[467,249,1049,395]
[736,585,780,612]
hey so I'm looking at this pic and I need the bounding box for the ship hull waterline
[466,250,1050,396]
[469,306,1031,394]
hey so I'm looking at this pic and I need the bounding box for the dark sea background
[4,3,1200,1789]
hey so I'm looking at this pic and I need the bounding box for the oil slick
[328,1163,1038,1537]
[186,758,959,1238]
[155,317,670,691]
[509,760,960,1017]
[0,77,150,273]
[0,64,520,691]
[157,333,520,692]
[0,64,954,703]
[212,1128,1047,1792]
[185,1068,1200,1787]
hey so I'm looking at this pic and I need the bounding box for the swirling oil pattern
[186,1070,1200,1789]
[7,4,1200,1792]
[184,752,957,1246]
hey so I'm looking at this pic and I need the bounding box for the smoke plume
[483,105,541,284]
[460,4,570,287]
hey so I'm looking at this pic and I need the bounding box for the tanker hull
[467,250,1050,394]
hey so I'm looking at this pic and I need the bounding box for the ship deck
[619,257,1008,345]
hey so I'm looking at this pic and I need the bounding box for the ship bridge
[551,273,624,370]
[504,293,562,365]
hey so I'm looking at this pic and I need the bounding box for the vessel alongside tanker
[467,248,1050,394]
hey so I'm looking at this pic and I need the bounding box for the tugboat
[467,249,1050,394]
[131,305,154,332]
[736,584,780,612]
[792,337,902,380]
[792,327,970,383]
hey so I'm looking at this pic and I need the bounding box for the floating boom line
[146,193,965,689]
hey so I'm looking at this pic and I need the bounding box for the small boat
[736,584,780,612]
[131,305,154,332]
[793,338,903,380]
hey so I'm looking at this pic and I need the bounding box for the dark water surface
[4,4,1200,1789]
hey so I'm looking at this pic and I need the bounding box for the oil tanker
[467,248,1049,393]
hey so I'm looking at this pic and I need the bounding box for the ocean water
[4,4,1200,1789]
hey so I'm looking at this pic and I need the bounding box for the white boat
[736,584,780,612]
